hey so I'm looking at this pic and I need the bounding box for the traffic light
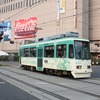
[0,31,4,41]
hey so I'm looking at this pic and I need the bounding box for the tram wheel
[46,69,50,75]
[30,66,33,71]
[57,71,62,76]
[33,67,36,72]
[49,69,54,75]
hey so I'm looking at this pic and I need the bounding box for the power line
[37,7,100,26]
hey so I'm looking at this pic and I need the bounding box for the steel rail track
[0,67,100,99]
[0,72,69,100]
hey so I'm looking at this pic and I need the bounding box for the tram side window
[69,45,74,58]
[23,48,29,57]
[30,47,36,57]
[44,46,54,57]
[56,44,66,58]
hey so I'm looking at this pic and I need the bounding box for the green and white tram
[19,32,92,78]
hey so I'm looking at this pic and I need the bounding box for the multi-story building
[0,0,100,56]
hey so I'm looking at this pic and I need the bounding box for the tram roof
[20,37,89,48]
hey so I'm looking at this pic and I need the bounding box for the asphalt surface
[0,61,40,100]
[0,78,40,100]
[0,61,100,100]
[91,65,100,78]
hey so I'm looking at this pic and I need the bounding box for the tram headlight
[76,66,82,69]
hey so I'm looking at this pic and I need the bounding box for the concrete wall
[89,0,100,41]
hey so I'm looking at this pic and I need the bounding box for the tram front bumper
[71,69,92,78]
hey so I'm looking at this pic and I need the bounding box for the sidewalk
[0,61,19,68]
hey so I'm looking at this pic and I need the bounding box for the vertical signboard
[0,21,11,41]
[57,0,66,26]
[59,0,66,14]
[14,17,37,39]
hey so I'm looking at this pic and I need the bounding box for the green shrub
[14,55,19,61]
[0,56,9,61]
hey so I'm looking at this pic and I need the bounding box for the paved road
[91,65,100,78]
[0,61,100,100]
[0,78,40,100]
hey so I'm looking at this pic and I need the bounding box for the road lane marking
[35,82,49,85]
[0,82,5,84]
[59,83,68,85]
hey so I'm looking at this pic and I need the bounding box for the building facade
[0,0,100,55]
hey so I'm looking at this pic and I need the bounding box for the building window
[5,6,8,12]
[20,1,23,8]
[26,0,28,7]
[13,4,15,10]
[4,0,6,4]
[15,3,17,9]
[23,0,25,7]
[8,5,10,11]
[32,0,34,5]
[4,7,5,13]
[18,2,20,9]
[6,0,8,3]
[0,8,1,14]
[2,7,3,13]
[11,4,12,11]
[29,0,32,6]
[35,0,37,4]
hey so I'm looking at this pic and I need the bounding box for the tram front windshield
[75,41,91,60]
